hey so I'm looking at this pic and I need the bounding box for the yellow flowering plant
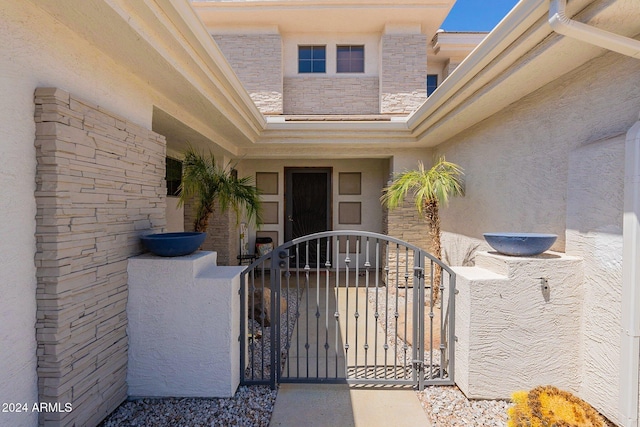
[507,385,605,427]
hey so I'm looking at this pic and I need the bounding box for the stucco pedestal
[126,251,244,398]
[452,251,583,399]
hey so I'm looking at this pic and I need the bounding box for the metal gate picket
[240,231,455,390]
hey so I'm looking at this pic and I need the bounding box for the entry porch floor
[263,270,434,426]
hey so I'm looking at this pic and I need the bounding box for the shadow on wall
[442,235,482,267]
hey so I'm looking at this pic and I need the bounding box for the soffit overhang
[407,0,640,147]
[241,118,414,159]
[29,0,266,157]
[192,0,454,36]
[28,0,640,160]
[431,32,488,60]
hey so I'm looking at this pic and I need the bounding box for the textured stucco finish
[0,3,216,425]
[438,53,640,253]
[0,5,39,425]
[454,252,584,399]
[566,134,625,421]
[238,158,388,251]
[1,3,157,424]
[166,197,185,232]
[127,252,242,398]
[437,52,640,423]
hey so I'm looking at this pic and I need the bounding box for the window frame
[336,45,365,73]
[298,45,327,74]
[427,74,438,96]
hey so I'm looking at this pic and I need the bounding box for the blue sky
[441,0,520,32]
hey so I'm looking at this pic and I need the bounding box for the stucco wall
[0,4,40,425]
[0,3,159,426]
[436,52,640,423]
[438,52,640,252]
[0,2,233,425]
[454,252,584,399]
[127,253,242,398]
[238,158,388,250]
[566,134,625,420]
[166,196,185,232]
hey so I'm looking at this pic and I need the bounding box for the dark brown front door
[284,168,331,267]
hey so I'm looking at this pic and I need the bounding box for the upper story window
[337,45,364,73]
[427,74,438,96]
[298,45,326,73]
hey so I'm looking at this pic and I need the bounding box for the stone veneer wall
[443,59,461,80]
[380,34,428,114]
[384,197,433,287]
[34,88,166,426]
[386,199,430,252]
[284,76,379,115]
[212,34,283,114]
[184,200,238,266]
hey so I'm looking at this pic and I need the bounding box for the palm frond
[381,157,464,217]
[177,144,262,232]
[381,156,464,303]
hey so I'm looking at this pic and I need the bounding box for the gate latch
[413,266,424,279]
[278,250,294,268]
[412,360,424,372]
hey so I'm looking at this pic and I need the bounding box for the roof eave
[408,0,640,147]
[32,0,267,155]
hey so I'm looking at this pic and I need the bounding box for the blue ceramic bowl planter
[483,233,557,257]
[140,232,206,257]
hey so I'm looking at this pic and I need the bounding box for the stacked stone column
[380,31,428,114]
[34,88,166,426]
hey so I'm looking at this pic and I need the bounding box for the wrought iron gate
[240,231,455,390]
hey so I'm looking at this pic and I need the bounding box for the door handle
[287,215,294,222]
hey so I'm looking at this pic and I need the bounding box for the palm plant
[178,146,262,233]
[381,157,464,300]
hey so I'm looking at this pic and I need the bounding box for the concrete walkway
[269,384,431,427]
[269,283,432,427]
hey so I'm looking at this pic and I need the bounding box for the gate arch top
[277,230,455,276]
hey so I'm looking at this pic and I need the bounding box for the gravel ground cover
[99,386,276,427]
[100,270,621,427]
[102,280,512,426]
[369,282,511,426]
[419,386,510,426]
[244,287,300,382]
[100,382,510,427]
